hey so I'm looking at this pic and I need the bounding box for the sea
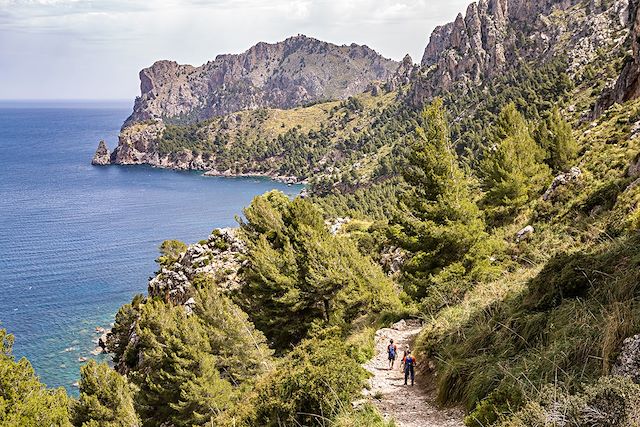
[0,100,302,393]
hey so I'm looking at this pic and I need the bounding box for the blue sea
[0,100,302,393]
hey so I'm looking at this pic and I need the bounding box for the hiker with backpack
[403,350,417,386]
[400,344,410,365]
[387,339,398,370]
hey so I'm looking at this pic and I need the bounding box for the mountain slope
[124,34,399,126]
[409,0,631,110]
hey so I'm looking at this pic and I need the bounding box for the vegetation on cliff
[6,0,640,426]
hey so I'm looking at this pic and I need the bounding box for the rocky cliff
[147,228,246,306]
[409,0,632,108]
[124,34,398,127]
[596,0,640,114]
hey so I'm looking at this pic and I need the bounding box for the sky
[0,0,472,100]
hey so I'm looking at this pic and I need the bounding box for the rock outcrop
[91,140,111,165]
[596,0,640,115]
[106,228,247,374]
[542,167,582,200]
[124,35,398,127]
[110,122,166,165]
[613,334,640,383]
[147,228,246,306]
[385,54,416,92]
[409,0,631,108]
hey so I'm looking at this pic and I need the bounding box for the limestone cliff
[596,0,640,114]
[147,228,246,306]
[409,0,632,108]
[124,34,398,127]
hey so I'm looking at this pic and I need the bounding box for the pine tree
[391,98,487,300]
[240,191,399,349]
[480,103,551,216]
[535,106,578,173]
[72,360,139,427]
[130,302,235,427]
[0,329,71,426]
[251,335,369,427]
[192,275,273,385]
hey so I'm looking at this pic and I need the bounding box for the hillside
[8,0,640,426]
[101,90,411,185]
[92,36,412,179]
[125,34,399,126]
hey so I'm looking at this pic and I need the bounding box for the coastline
[202,169,306,185]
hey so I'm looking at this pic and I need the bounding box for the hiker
[403,350,416,386]
[400,344,410,366]
[387,339,398,369]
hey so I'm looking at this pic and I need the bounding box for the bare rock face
[91,140,111,165]
[409,0,631,107]
[613,334,640,383]
[111,121,166,165]
[385,54,417,92]
[596,0,640,115]
[124,35,398,127]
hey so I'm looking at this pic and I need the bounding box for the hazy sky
[0,0,472,100]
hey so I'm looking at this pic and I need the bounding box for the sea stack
[91,140,111,165]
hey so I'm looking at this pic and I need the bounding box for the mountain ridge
[410,0,632,108]
[123,34,400,127]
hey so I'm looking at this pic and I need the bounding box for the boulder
[612,334,640,383]
[542,167,582,200]
[90,347,104,356]
[516,225,535,242]
[98,331,110,351]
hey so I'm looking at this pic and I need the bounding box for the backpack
[388,344,396,358]
[405,356,414,367]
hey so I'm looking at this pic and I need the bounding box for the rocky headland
[93,0,640,182]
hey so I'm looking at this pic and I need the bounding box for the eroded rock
[91,140,111,165]
[613,334,640,383]
[410,0,631,108]
[147,228,246,306]
[543,167,583,200]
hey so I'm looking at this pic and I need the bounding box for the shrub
[250,334,370,426]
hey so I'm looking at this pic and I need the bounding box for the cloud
[0,0,472,99]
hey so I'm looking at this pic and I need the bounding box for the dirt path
[363,320,464,427]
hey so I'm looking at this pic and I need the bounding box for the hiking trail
[362,320,464,427]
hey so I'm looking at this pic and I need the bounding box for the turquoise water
[0,101,302,392]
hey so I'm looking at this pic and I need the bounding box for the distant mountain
[409,0,633,111]
[123,34,399,127]
[93,0,640,191]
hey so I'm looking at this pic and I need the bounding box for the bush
[499,376,640,427]
[250,334,371,426]
[0,329,71,426]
